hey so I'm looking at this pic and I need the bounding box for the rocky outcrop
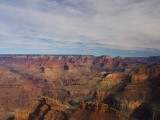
[14,96,69,120]
[97,72,127,90]
[76,101,127,120]
[79,101,110,113]
[131,74,148,83]
[93,91,108,101]
[14,97,127,120]
[93,55,114,67]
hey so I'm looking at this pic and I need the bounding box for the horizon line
[0,54,159,58]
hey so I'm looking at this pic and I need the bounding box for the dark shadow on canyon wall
[130,102,153,120]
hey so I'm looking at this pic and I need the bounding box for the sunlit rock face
[0,55,160,120]
[131,74,148,83]
[14,96,69,120]
[97,72,127,90]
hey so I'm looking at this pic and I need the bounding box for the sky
[0,0,160,57]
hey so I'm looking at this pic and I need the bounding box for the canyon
[0,55,160,120]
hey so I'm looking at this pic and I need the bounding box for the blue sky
[0,0,160,56]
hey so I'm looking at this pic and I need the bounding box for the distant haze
[0,0,160,56]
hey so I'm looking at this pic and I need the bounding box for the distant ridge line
[0,54,95,57]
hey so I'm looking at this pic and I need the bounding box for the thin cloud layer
[0,0,160,56]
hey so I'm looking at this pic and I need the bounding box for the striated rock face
[93,55,160,71]
[0,55,95,70]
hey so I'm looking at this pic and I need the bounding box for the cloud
[0,0,160,56]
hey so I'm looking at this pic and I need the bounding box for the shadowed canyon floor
[0,55,160,120]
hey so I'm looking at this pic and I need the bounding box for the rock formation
[0,55,159,120]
